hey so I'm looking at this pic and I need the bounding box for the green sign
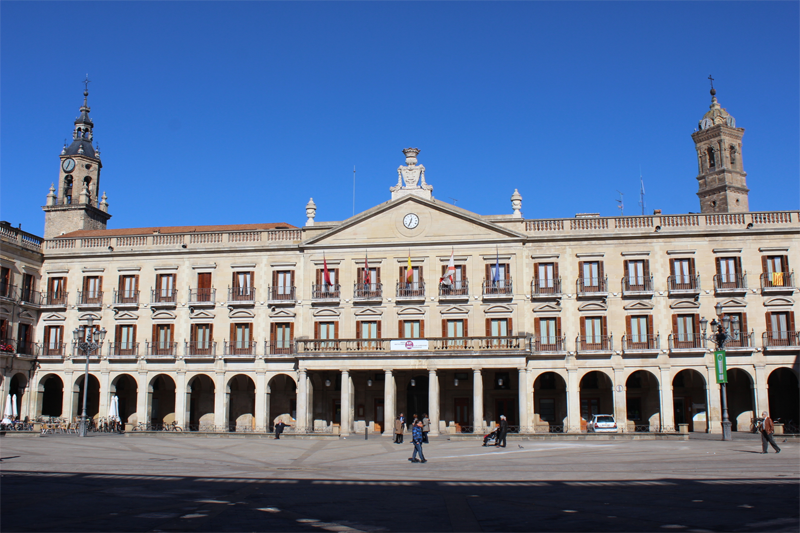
[714,350,728,384]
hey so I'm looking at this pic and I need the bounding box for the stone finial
[99,191,109,212]
[511,189,523,218]
[79,182,90,204]
[78,144,85,155]
[95,144,101,159]
[403,147,420,166]
[46,183,57,206]
[305,198,317,227]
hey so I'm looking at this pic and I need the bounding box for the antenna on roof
[352,166,356,217]
[448,197,458,205]
[638,167,646,216]
[616,191,624,217]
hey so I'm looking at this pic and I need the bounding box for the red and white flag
[363,253,371,285]
[440,249,455,286]
[323,254,332,287]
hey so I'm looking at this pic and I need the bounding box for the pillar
[613,369,626,432]
[659,367,674,432]
[566,369,580,433]
[518,367,531,433]
[472,368,483,432]
[428,369,439,436]
[255,371,267,432]
[214,372,226,430]
[296,369,308,433]
[175,371,187,428]
[136,372,148,426]
[340,369,351,436]
[706,365,721,434]
[99,371,110,420]
[306,373,314,431]
[384,369,395,436]
[753,364,769,416]
[63,371,74,421]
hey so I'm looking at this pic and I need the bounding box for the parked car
[587,414,618,433]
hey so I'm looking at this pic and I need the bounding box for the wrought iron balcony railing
[531,278,561,297]
[151,289,178,304]
[397,281,425,299]
[40,342,66,357]
[77,290,103,306]
[185,340,216,357]
[0,283,16,300]
[667,274,701,293]
[621,275,654,294]
[482,279,513,297]
[228,286,256,303]
[762,331,799,348]
[146,341,178,358]
[621,334,660,352]
[41,292,68,307]
[312,284,341,300]
[713,273,747,291]
[353,282,382,300]
[576,334,613,352]
[725,331,753,349]
[668,333,705,350]
[268,286,296,302]
[264,340,294,356]
[19,289,41,305]
[224,340,258,356]
[576,276,608,295]
[439,280,469,298]
[113,289,140,305]
[296,335,528,354]
[760,271,795,290]
[188,288,216,304]
[108,342,139,358]
[532,335,566,352]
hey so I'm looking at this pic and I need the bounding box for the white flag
[440,250,455,286]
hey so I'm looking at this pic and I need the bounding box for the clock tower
[691,82,749,213]
[42,81,111,239]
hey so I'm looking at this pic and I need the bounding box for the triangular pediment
[398,306,427,316]
[270,308,296,318]
[578,301,607,312]
[0,305,11,317]
[313,308,341,317]
[533,302,562,313]
[228,309,255,319]
[305,196,525,248]
[18,310,36,321]
[484,304,513,315]
[190,309,215,319]
[114,311,139,320]
[623,300,654,311]
[669,300,700,309]
[43,312,66,321]
[353,307,382,317]
[717,298,747,309]
[440,305,470,316]
[764,296,795,307]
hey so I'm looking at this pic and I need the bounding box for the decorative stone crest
[391,148,433,200]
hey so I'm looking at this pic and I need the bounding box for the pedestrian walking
[759,411,781,454]
[394,415,405,444]
[274,416,292,440]
[408,420,427,463]
[496,415,508,448]
[422,413,430,443]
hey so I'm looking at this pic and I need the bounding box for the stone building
[1,87,798,436]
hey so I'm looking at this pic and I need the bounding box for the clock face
[62,158,76,172]
[403,213,419,229]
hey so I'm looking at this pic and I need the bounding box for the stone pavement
[1,433,798,532]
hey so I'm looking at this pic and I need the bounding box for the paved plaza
[1,433,798,532]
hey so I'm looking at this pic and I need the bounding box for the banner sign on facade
[714,350,728,384]
[390,339,429,351]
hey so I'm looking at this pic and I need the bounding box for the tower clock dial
[62,158,76,172]
[403,213,419,229]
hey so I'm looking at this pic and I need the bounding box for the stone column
[706,365,721,434]
[63,371,74,420]
[136,371,148,426]
[613,369,626,432]
[174,371,187,428]
[472,368,483,432]
[754,365,769,416]
[384,370,395,436]
[214,372,226,430]
[517,368,528,433]
[340,369,351,436]
[99,371,110,421]
[428,369,439,436]
[659,367,674,432]
[566,369,581,433]
[255,371,267,432]
[296,369,308,433]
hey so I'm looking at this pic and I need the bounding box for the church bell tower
[691,79,749,213]
[42,79,111,239]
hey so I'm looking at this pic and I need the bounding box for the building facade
[1,88,798,435]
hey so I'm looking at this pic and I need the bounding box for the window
[357,321,380,349]
[21,273,35,301]
[398,320,423,339]
[585,317,603,343]
[440,264,467,292]
[0,318,7,341]
[445,319,467,348]
[626,315,651,348]
[670,258,696,290]
[315,267,339,297]
[115,324,136,355]
[357,267,381,297]
[580,316,607,349]
[270,322,294,354]
[232,271,254,300]
[191,324,213,354]
[716,257,742,288]
[152,324,174,355]
[196,272,213,302]
[486,318,512,347]
[535,317,561,349]
[118,275,138,303]
[156,274,176,302]
[765,312,795,346]
[64,176,73,205]
[707,146,715,168]
[17,323,32,354]
[578,261,604,292]
[1,267,11,298]
[673,314,700,348]
[399,265,423,296]
[624,260,649,290]
[485,263,510,291]
[724,313,747,347]
[314,321,338,350]
[82,276,102,304]
[231,323,253,354]
[44,325,64,355]
[763,255,789,287]
[534,262,558,293]
[272,271,294,299]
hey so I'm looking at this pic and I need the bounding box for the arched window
[707,147,716,169]
[729,145,737,167]
[63,176,73,205]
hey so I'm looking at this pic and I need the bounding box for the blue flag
[493,249,500,283]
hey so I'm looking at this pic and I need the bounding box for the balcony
[762,331,799,350]
[188,288,216,306]
[108,342,139,359]
[19,289,41,306]
[760,272,795,293]
[268,286,296,304]
[621,276,654,297]
[353,282,382,301]
[77,290,104,307]
[482,279,513,299]
[531,278,561,299]
[264,340,294,357]
[185,340,217,359]
[40,292,68,308]
[396,281,425,302]
[113,290,140,306]
[151,289,178,306]
[295,335,529,355]
[312,284,341,302]
[40,342,66,359]
[0,339,17,355]
[71,342,102,360]
[713,274,747,295]
[576,335,613,354]
[224,340,257,358]
[146,341,178,359]
[576,276,608,298]
[532,336,567,353]
[0,283,17,301]
[667,275,701,296]
[227,287,256,305]
[621,334,660,354]
[668,333,705,352]
[438,281,469,301]
[725,331,754,351]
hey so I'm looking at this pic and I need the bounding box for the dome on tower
[63,87,97,159]
[698,88,736,130]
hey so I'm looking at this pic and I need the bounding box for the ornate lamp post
[700,302,738,442]
[72,316,106,437]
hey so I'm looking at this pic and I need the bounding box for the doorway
[454,398,470,432]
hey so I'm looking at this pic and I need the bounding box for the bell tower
[691,78,749,213]
[43,78,111,239]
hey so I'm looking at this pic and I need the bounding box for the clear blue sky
[2,2,798,236]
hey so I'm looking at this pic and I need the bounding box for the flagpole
[353,166,356,217]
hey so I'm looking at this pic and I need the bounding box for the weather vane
[83,74,91,93]
[708,75,714,91]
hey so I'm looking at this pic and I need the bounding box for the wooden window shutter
[356,321,362,339]
[290,271,295,287]
[398,320,404,339]
[233,272,239,287]
[788,312,796,332]
[626,316,632,336]
[643,260,650,278]
[533,262,540,280]
[741,313,748,333]
[289,322,294,341]
[272,271,278,287]
[623,260,628,276]
[376,321,381,339]
[669,258,675,276]
[761,256,768,274]
[485,318,491,336]
[579,317,586,338]
[230,323,235,341]
[418,265,423,279]
[715,257,721,277]
[598,262,604,280]
[118,276,124,292]
[442,264,447,276]
[191,323,197,341]
[316,269,321,286]
[334,321,339,339]
[420,320,424,337]
[578,261,584,280]
[601,316,607,336]
[152,324,158,342]
[442,318,447,337]
[356,267,362,284]
[485,264,491,281]
[553,262,559,280]
[646,315,652,335]
[115,324,122,343]
[464,318,468,335]
[399,266,404,282]
[672,314,678,334]
[693,315,700,336]
[689,258,696,276]
[504,264,510,281]
[376,268,381,283]
[314,322,319,339]
[765,312,772,331]
[782,255,790,272]
[508,318,512,335]
[534,317,540,336]
[461,265,467,281]
[556,317,562,336]
[83,277,89,291]
[735,257,742,276]
[270,323,277,342]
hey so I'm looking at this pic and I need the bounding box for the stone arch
[768,367,799,430]
[533,371,567,432]
[188,374,215,431]
[37,373,64,418]
[227,374,255,432]
[579,371,614,428]
[108,374,138,424]
[268,373,297,430]
[147,374,176,428]
[73,373,101,421]
[672,369,707,432]
[8,373,28,419]
[726,368,755,432]
[625,370,660,431]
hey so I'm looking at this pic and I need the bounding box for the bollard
[365,427,368,440]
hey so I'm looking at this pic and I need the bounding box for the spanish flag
[406,253,414,283]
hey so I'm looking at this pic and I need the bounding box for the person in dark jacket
[408,420,427,463]
[760,411,781,454]
[483,423,500,446]
[496,415,508,448]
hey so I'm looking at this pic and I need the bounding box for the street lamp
[72,316,106,437]
[699,302,738,442]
